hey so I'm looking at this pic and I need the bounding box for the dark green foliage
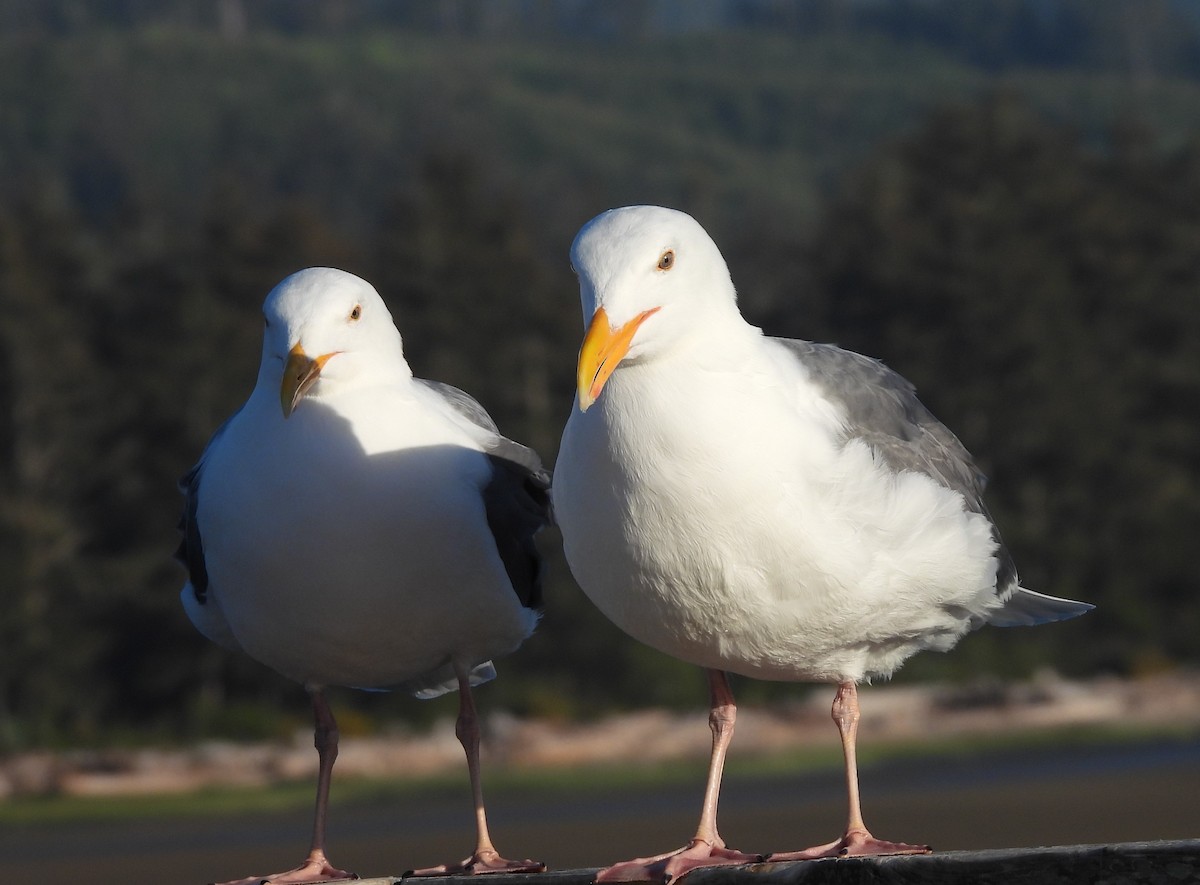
[0,11,1197,747]
[808,95,1200,679]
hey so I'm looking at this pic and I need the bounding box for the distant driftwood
[347,840,1200,884]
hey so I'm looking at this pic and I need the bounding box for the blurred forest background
[1,0,1198,752]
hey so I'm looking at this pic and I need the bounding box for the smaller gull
[553,206,1093,883]
[177,268,550,884]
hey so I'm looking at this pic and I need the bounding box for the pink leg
[598,670,762,884]
[213,686,357,885]
[768,682,930,861]
[407,662,545,877]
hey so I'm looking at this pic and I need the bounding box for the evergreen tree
[807,95,1200,676]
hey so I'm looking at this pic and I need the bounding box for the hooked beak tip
[574,305,659,412]
[280,343,331,418]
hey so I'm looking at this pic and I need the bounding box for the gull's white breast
[555,336,1001,684]
[198,384,537,689]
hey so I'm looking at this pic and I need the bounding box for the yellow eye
[657,250,675,271]
[349,305,362,321]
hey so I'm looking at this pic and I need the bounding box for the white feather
[182,268,540,694]
[555,206,1088,687]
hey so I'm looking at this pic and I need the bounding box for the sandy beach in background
[5,732,1200,884]
[4,670,1197,800]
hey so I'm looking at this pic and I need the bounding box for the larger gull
[553,206,1092,882]
[176,267,550,884]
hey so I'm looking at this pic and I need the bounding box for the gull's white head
[260,267,408,417]
[569,205,739,411]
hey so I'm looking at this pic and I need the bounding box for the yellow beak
[576,305,661,412]
[280,343,336,418]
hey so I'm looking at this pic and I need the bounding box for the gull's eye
[349,305,362,322]
[657,250,675,271]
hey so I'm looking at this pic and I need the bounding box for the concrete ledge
[350,839,1200,884]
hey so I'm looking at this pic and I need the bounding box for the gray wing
[777,339,1092,625]
[773,339,1019,596]
[419,379,503,436]
[174,410,240,605]
[175,460,209,603]
[417,379,553,610]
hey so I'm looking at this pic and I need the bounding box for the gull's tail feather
[990,587,1094,628]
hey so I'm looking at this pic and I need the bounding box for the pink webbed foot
[211,850,357,885]
[597,839,763,884]
[406,848,546,877]
[767,828,931,861]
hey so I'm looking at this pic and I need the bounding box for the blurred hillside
[0,0,1198,749]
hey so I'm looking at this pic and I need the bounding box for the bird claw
[597,839,762,884]
[406,848,546,877]
[210,854,357,885]
[767,828,931,861]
